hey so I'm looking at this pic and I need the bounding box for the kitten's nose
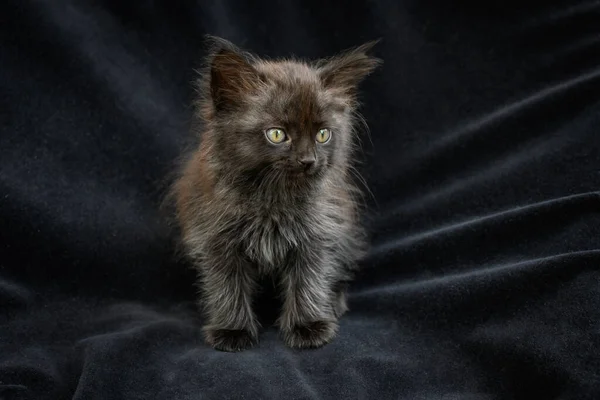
[298,156,316,169]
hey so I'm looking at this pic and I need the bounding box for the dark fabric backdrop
[1,0,599,399]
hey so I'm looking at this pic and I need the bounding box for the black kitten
[172,36,380,351]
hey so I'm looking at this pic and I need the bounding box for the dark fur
[172,36,380,351]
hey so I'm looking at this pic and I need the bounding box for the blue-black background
[1,1,599,398]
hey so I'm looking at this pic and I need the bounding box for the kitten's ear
[206,36,262,111]
[318,40,382,95]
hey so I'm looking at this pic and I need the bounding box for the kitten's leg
[332,281,349,319]
[199,254,258,352]
[278,250,338,349]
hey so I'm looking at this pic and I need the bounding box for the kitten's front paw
[204,328,256,352]
[282,321,338,349]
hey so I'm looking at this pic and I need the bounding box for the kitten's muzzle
[296,156,317,174]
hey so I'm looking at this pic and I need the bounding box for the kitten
[172,36,380,352]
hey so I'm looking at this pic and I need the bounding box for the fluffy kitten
[173,36,380,351]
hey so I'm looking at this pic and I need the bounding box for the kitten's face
[204,39,380,185]
[217,62,348,178]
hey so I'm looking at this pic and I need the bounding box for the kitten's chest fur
[240,200,317,272]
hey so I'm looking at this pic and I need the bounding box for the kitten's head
[197,36,380,187]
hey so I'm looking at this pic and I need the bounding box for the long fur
[171,36,380,351]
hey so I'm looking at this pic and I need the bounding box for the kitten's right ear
[205,36,262,111]
[318,40,382,97]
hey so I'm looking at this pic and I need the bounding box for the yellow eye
[316,128,331,143]
[265,128,286,144]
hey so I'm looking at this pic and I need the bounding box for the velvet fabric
[1,1,599,399]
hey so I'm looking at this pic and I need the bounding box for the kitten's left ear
[318,40,382,95]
